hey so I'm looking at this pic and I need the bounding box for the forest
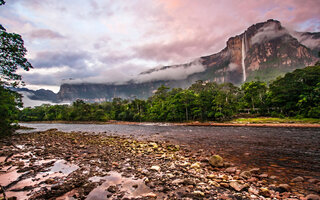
[19,64,320,123]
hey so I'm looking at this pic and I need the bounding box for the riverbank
[20,117,320,128]
[1,130,319,199]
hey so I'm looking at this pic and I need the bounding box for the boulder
[305,194,320,200]
[208,155,224,167]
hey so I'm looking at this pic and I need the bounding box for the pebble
[292,176,304,182]
[150,165,160,171]
[190,162,201,169]
[240,171,252,179]
[305,194,320,200]
[225,167,237,173]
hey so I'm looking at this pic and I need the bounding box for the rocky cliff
[58,19,319,102]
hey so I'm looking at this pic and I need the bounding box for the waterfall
[241,34,247,82]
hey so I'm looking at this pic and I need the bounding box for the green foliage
[269,65,320,117]
[18,65,320,123]
[1,28,33,87]
[0,86,21,136]
[240,81,267,113]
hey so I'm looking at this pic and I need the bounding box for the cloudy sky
[1,0,319,92]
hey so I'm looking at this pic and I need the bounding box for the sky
[1,0,319,93]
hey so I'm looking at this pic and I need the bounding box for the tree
[269,65,320,116]
[1,1,33,135]
[1,26,33,87]
[240,81,267,113]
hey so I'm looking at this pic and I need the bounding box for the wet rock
[229,181,248,192]
[193,190,205,197]
[225,167,237,173]
[278,184,291,192]
[208,155,224,167]
[249,168,260,174]
[143,192,157,198]
[259,173,268,178]
[148,142,158,149]
[259,187,271,197]
[248,186,259,195]
[206,174,216,179]
[44,178,56,184]
[190,162,201,169]
[308,178,320,184]
[291,176,304,182]
[166,145,180,152]
[150,165,160,172]
[208,180,220,187]
[220,182,229,188]
[107,185,118,193]
[270,184,291,193]
[305,194,320,200]
[240,171,252,179]
[172,179,184,185]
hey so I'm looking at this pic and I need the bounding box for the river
[19,123,320,183]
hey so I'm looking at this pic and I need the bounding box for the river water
[19,123,320,182]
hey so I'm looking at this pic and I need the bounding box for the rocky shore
[0,130,319,200]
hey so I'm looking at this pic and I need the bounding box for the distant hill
[12,87,58,103]
[57,19,319,102]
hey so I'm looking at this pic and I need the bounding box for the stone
[240,171,252,179]
[206,174,216,179]
[107,185,118,193]
[208,155,224,167]
[208,180,220,187]
[220,183,229,188]
[291,176,304,182]
[193,191,205,196]
[305,194,320,200]
[259,187,271,197]
[308,178,319,184]
[190,162,201,169]
[259,173,268,178]
[229,181,248,192]
[143,192,157,198]
[278,184,291,192]
[249,168,260,174]
[248,186,259,195]
[172,179,184,185]
[149,142,158,149]
[225,167,237,173]
[150,165,160,171]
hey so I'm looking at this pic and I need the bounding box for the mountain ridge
[56,19,319,102]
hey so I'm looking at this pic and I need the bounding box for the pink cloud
[28,29,65,39]
[131,0,320,63]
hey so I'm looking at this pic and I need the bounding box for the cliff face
[58,19,319,102]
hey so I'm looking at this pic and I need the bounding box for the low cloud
[292,32,320,50]
[228,63,239,71]
[135,59,206,83]
[251,23,288,44]
[19,91,64,107]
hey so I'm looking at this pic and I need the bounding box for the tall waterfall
[241,33,247,82]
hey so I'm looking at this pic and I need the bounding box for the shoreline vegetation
[18,65,320,129]
[19,117,320,128]
[1,129,319,199]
